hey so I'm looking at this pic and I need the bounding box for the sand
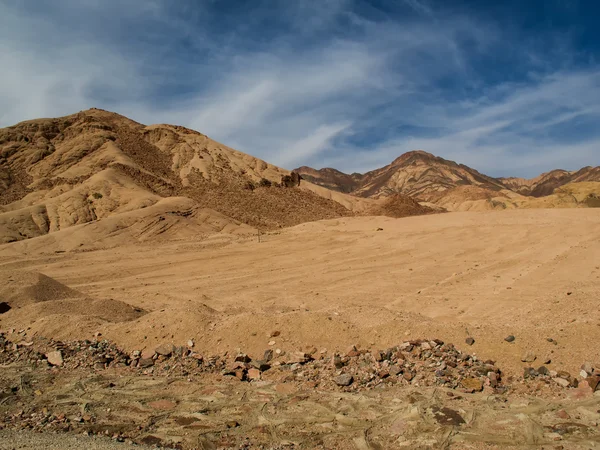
[1,208,599,379]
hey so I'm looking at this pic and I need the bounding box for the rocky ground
[1,329,600,449]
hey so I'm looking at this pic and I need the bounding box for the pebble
[465,337,475,346]
[504,335,515,343]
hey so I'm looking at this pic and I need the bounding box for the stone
[488,372,499,388]
[586,375,600,392]
[403,371,415,382]
[226,421,240,428]
[287,352,312,364]
[335,374,353,386]
[431,406,465,426]
[333,356,344,369]
[263,349,274,362]
[461,377,484,392]
[250,360,271,372]
[581,362,594,376]
[46,351,63,366]
[521,351,536,363]
[556,409,570,419]
[553,377,570,388]
[247,368,261,380]
[154,344,175,357]
[138,358,154,368]
[270,330,280,338]
[465,337,475,346]
[504,335,515,342]
[538,366,549,376]
[268,341,276,346]
[389,365,402,376]
[187,339,194,348]
[234,354,251,363]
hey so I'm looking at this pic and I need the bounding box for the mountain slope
[0,109,352,245]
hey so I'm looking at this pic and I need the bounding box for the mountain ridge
[294,151,600,201]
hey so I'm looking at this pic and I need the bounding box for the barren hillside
[0,109,354,245]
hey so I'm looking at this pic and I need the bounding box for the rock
[187,339,194,348]
[263,349,273,362]
[556,410,570,419]
[154,343,175,357]
[553,377,570,388]
[247,368,261,380]
[586,375,600,392]
[431,406,465,426]
[389,365,402,376]
[461,377,483,392]
[504,335,515,342]
[234,354,251,363]
[403,371,415,382]
[465,337,475,346]
[335,374,353,386]
[226,421,240,428]
[269,330,281,337]
[538,366,549,376]
[287,352,312,364]
[556,371,571,379]
[250,360,271,372]
[581,362,594,376]
[138,358,154,368]
[488,372,499,388]
[46,351,63,366]
[580,370,589,379]
[521,351,536,363]
[333,356,344,369]
[268,341,276,346]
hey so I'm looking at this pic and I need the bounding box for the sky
[1,0,599,177]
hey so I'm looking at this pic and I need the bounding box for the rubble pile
[2,331,598,396]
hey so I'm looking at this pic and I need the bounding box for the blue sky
[1,0,599,177]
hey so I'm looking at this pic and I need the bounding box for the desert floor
[2,209,600,449]
[1,208,599,378]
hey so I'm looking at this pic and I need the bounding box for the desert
[0,107,599,449]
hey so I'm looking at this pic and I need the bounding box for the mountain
[294,166,362,193]
[0,108,354,246]
[296,150,507,201]
[498,166,600,197]
[294,151,600,211]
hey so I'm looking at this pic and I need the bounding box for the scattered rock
[504,335,515,343]
[465,337,475,346]
[335,374,354,386]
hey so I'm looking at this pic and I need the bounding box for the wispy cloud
[0,0,598,177]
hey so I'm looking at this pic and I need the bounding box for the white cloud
[0,0,598,178]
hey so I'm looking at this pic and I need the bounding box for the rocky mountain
[0,109,353,246]
[295,151,600,205]
[294,166,362,193]
[296,151,507,201]
[498,166,600,197]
